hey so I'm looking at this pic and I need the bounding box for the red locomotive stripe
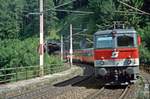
[82,56,94,62]
[94,48,139,60]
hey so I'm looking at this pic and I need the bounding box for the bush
[0,38,39,67]
[138,25,150,64]
[0,37,64,82]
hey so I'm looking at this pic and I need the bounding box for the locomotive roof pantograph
[94,29,136,35]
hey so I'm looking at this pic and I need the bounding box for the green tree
[0,0,24,39]
[20,0,39,38]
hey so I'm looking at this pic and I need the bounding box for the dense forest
[0,0,150,70]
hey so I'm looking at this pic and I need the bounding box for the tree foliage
[62,0,150,63]
[0,0,24,39]
[0,38,39,68]
[0,0,150,72]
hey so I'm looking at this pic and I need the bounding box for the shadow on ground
[53,63,105,89]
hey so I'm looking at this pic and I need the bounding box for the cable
[54,0,76,9]
[114,11,145,15]
[45,0,76,12]
[118,0,150,16]
[25,0,76,13]
[27,0,93,15]
[50,9,94,14]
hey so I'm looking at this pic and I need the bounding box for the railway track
[54,74,93,87]
[86,85,131,99]
[8,63,136,99]
[9,74,133,99]
[8,63,94,99]
[52,75,105,99]
[9,75,94,99]
[33,74,94,99]
[29,74,132,99]
[118,85,131,99]
[86,86,105,99]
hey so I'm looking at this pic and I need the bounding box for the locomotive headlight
[95,60,100,66]
[100,60,104,65]
[95,60,105,65]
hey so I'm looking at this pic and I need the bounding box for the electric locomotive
[94,29,141,84]
[57,28,141,85]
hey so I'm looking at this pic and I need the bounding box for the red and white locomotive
[65,29,141,84]
[93,29,141,84]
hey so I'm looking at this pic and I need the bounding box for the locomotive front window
[117,35,134,47]
[95,36,113,48]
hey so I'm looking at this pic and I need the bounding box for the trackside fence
[0,64,70,84]
[140,64,150,74]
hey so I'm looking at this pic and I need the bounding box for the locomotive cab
[94,29,140,85]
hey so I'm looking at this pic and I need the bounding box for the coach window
[117,35,134,47]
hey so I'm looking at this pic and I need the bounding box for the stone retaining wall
[0,65,83,99]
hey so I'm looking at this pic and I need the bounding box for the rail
[87,87,105,99]
[10,75,93,99]
[118,85,130,99]
[86,85,129,99]
[0,63,70,84]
